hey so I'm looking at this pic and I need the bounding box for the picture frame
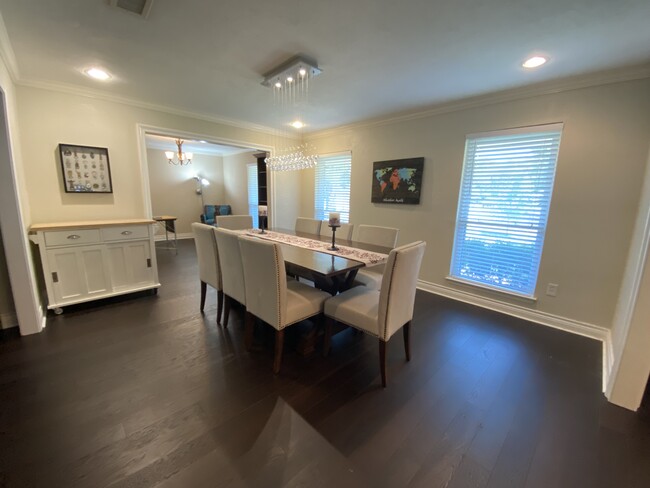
[371,157,424,204]
[58,143,112,193]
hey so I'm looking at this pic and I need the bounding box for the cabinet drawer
[101,225,150,242]
[44,229,101,247]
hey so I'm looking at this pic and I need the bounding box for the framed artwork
[58,143,112,193]
[371,157,424,204]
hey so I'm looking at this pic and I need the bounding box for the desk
[153,216,177,254]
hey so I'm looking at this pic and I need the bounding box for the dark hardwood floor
[1,239,649,487]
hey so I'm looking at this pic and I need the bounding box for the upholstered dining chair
[320,221,354,241]
[216,215,253,230]
[295,217,322,235]
[214,228,246,327]
[238,235,330,374]
[323,241,426,387]
[355,224,400,290]
[191,222,223,323]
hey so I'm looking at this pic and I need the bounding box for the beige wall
[147,148,225,235]
[15,85,278,225]
[223,151,257,216]
[302,79,650,331]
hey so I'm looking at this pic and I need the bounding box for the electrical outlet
[546,283,559,297]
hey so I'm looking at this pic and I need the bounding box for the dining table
[245,227,392,295]
[241,227,393,355]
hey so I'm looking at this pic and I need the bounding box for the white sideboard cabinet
[29,219,161,314]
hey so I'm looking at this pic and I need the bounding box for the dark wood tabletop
[268,228,391,279]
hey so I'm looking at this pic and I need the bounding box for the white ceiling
[144,134,253,156]
[1,0,649,132]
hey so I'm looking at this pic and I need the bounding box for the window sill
[445,276,538,303]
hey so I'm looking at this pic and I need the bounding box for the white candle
[328,212,340,226]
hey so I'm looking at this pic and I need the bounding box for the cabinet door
[106,240,154,291]
[46,245,111,304]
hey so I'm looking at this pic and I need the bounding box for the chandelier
[262,55,321,171]
[165,139,193,166]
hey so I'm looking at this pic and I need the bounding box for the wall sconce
[193,175,209,208]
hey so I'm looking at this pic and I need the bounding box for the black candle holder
[328,224,341,251]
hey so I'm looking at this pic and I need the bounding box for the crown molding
[16,77,282,137]
[0,11,20,82]
[307,63,650,140]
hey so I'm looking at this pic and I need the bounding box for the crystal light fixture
[262,55,322,171]
[165,139,193,166]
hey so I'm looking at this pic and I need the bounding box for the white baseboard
[417,280,612,391]
[0,311,18,329]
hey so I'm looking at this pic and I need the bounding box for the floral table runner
[242,229,388,266]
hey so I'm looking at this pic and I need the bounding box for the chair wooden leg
[216,290,224,324]
[323,317,334,357]
[200,281,207,312]
[223,295,231,328]
[403,321,411,361]
[273,329,285,374]
[379,340,387,388]
[244,312,255,351]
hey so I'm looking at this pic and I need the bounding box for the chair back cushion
[191,222,221,290]
[238,235,287,329]
[378,241,426,340]
[217,215,253,230]
[357,225,399,248]
[214,228,246,304]
[295,217,322,235]
[320,222,354,240]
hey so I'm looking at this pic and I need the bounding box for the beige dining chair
[323,241,426,387]
[320,221,354,241]
[191,222,223,323]
[355,224,400,290]
[295,217,322,235]
[214,228,246,327]
[238,235,330,374]
[216,215,253,230]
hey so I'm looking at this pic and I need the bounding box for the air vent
[109,0,154,18]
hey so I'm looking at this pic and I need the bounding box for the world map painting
[371,157,424,204]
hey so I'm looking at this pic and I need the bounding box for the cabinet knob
[67,234,81,240]
[121,231,132,235]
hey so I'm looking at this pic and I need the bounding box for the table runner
[242,230,388,266]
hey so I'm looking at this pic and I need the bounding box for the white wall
[608,143,650,410]
[303,79,650,332]
[0,224,17,328]
[147,148,225,234]
[0,55,45,335]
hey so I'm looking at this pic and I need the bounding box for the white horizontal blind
[314,153,351,223]
[450,126,562,296]
[247,164,259,228]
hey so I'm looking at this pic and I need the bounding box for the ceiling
[145,134,253,156]
[1,0,649,132]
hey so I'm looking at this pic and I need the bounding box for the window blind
[314,153,351,223]
[247,163,259,228]
[450,125,562,296]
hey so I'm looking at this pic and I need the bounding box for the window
[247,163,259,228]
[450,124,562,297]
[314,152,351,223]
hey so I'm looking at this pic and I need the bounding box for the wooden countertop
[30,219,156,232]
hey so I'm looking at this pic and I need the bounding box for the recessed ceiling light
[522,56,548,69]
[199,140,207,143]
[84,67,111,81]
[291,120,304,129]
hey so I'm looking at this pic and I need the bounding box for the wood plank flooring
[1,239,649,487]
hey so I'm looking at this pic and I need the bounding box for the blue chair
[200,204,232,225]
